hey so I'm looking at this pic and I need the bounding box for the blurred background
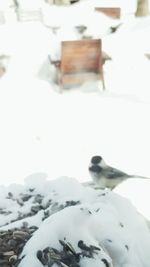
[0,0,150,187]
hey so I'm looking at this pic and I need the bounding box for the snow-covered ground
[1,1,150,266]
[1,176,150,267]
[0,0,150,186]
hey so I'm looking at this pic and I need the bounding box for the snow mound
[0,175,150,267]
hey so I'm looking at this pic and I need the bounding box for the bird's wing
[104,167,128,179]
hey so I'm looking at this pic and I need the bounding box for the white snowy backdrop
[1,1,150,266]
[0,0,150,209]
[0,0,150,212]
[0,0,150,185]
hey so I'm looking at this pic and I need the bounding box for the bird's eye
[91,156,102,164]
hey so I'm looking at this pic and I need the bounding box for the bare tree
[135,0,149,17]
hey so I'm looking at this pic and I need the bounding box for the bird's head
[90,155,106,168]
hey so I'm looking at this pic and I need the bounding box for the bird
[89,155,149,190]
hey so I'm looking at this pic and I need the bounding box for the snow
[1,0,150,266]
[0,14,150,185]
[1,176,150,267]
[114,178,150,221]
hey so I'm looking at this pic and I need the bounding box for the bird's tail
[129,175,150,179]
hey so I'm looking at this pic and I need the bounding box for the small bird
[89,155,149,190]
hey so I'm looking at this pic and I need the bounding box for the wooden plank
[95,7,121,19]
[59,39,105,89]
[61,72,103,87]
[61,39,102,74]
